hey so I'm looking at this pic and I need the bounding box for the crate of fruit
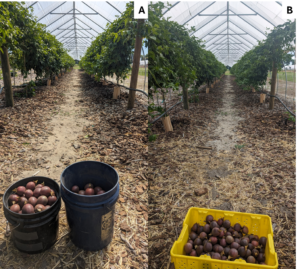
[170,207,278,269]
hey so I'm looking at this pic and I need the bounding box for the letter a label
[134,1,148,19]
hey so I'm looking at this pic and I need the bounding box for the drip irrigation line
[103,79,148,97]
[257,89,295,117]
[0,86,4,94]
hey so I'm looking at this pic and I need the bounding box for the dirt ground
[148,76,295,269]
[0,70,148,268]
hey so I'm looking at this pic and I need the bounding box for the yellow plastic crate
[170,207,278,269]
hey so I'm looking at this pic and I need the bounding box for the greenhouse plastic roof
[161,1,287,66]
[24,1,129,60]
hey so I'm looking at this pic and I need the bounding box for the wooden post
[206,87,209,94]
[55,76,58,80]
[182,85,189,110]
[113,86,120,99]
[162,116,173,132]
[127,19,144,110]
[269,62,277,110]
[260,93,266,103]
[58,73,61,78]
[0,47,14,107]
[252,87,255,92]
[47,80,51,86]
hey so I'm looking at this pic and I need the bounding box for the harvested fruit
[33,187,42,198]
[96,190,105,195]
[78,190,85,195]
[40,186,51,197]
[45,205,51,210]
[19,197,28,208]
[84,183,94,190]
[28,197,38,206]
[37,195,48,206]
[10,204,21,213]
[182,215,270,264]
[85,188,95,195]
[25,189,33,199]
[71,185,79,193]
[16,186,26,196]
[36,184,44,188]
[35,204,46,213]
[8,194,20,205]
[22,203,34,214]
[26,181,36,191]
[94,186,102,193]
[48,196,57,205]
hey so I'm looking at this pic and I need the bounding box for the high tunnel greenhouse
[0,1,296,269]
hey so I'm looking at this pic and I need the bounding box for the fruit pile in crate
[184,215,267,264]
[8,181,57,214]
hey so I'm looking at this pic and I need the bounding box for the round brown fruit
[40,186,51,197]
[35,204,46,213]
[26,181,36,191]
[48,196,57,205]
[94,186,102,193]
[16,186,26,196]
[78,190,85,195]
[18,210,22,214]
[28,197,38,207]
[19,197,28,208]
[247,256,256,263]
[85,188,95,195]
[84,183,94,190]
[36,184,43,188]
[71,185,79,193]
[96,190,105,195]
[33,187,42,198]
[184,243,193,254]
[22,203,34,214]
[25,189,33,199]
[8,194,20,205]
[10,204,20,213]
[37,195,48,206]
[45,205,51,210]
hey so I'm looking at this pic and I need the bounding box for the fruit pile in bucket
[71,183,106,195]
[184,215,267,264]
[8,181,57,214]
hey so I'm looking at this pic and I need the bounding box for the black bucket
[60,161,119,251]
[3,176,61,254]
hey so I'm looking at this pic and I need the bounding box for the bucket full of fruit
[3,176,61,253]
[60,161,119,251]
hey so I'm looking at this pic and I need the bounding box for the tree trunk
[0,47,14,107]
[127,19,144,110]
[182,84,189,110]
[269,61,277,110]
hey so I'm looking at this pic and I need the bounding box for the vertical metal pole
[227,1,229,66]
[284,63,287,101]
[73,2,78,61]
[13,68,15,86]
[142,47,146,92]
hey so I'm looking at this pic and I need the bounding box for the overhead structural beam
[198,13,256,16]
[50,17,73,33]
[46,9,72,27]
[29,2,38,7]
[75,8,105,30]
[208,33,247,35]
[76,17,101,33]
[51,13,98,15]
[37,1,67,22]
[229,19,263,40]
[197,19,227,39]
[241,1,276,26]
[59,28,91,30]
[162,1,180,15]
[106,1,122,13]
[183,1,216,25]
[228,28,256,46]
[82,2,111,22]
[276,1,282,6]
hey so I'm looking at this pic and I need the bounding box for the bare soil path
[20,70,90,180]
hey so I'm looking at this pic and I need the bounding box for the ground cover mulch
[0,71,148,269]
[147,76,295,269]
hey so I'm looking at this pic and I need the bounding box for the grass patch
[268,70,296,82]
[73,64,81,70]
[225,70,231,75]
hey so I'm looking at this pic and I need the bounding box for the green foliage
[231,20,296,90]
[79,3,141,84]
[148,2,226,114]
[14,80,35,97]
[286,111,295,123]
